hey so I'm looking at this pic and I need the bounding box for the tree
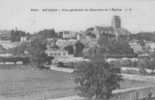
[64,45,74,54]
[27,36,48,68]
[148,60,155,74]
[9,42,28,56]
[83,46,106,59]
[10,30,28,42]
[148,52,155,74]
[137,53,155,75]
[38,29,57,39]
[97,35,136,57]
[137,58,149,75]
[64,41,85,57]
[74,60,122,100]
[74,41,85,57]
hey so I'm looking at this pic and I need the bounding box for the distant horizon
[0,0,155,33]
[0,23,155,34]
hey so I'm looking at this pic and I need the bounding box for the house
[46,38,73,58]
[129,40,155,54]
[0,45,13,57]
[20,36,27,42]
[56,39,77,48]
[0,30,11,40]
[0,40,21,49]
[144,41,155,52]
[0,45,7,54]
[46,49,69,57]
[58,31,80,40]
[129,40,143,54]
[46,38,57,49]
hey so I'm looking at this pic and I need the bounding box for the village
[0,15,155,100]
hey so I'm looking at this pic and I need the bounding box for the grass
[0,64,154,100]
[0,64,75,100]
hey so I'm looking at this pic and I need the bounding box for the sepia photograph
[0,0,155,100]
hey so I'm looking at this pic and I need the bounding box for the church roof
[86,26,131,36]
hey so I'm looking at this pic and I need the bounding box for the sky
[0,0,155,33]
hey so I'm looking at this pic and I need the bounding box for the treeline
[130,32,155,41]
[0,29,58,42]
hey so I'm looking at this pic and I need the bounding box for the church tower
[112,15,121,29]
[111,15,121,40]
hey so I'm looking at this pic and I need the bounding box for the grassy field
[0,64,154,100]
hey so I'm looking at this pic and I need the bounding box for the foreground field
[0,64,154,100]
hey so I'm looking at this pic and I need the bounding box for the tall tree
[74,60,122,100]
[74,41,85,57]
[27,36,48,68]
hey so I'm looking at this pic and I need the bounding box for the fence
[111,86,155,100]
[49,86,155,100]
